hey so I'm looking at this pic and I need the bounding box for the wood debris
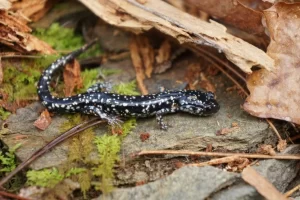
[0,9,55,54]
[9,0,58,23]
[78,0,274,74]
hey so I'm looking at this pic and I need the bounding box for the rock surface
[1,57,277,175]
[98,166,240,200]
[211,144,300,200]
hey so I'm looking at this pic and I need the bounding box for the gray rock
[2,102,69,170]
[97,166,240,200]
[122,57,275,155]
[211,145,300,200]
[1,57,276,176]
[253,144,300,192]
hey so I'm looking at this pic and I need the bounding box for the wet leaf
[63,59,83,97]
[244,3,300,125]
[33,110,52,131]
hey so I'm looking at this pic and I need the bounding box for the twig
[194,46,247,83]
[0,118,105,187]
[135,150,300,160]
[0,190,30,200]
[266,119,283,141]
[186,155,239,167]
[290,134,300,141]
[284,183,300,197]
[195,48,249,96]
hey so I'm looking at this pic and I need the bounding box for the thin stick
[194,48,249,95]
[186,155,239,167]
[284,183,300,197]
[0,118,105,187]
[0,190,30,200]
[135,150,300,160]
[266,119,283,141]
[195,46,247,83]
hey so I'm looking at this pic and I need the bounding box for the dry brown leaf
[242,166,287,200]
[63,59,83,97]
[78,0,274,74]
[185,63,216,92]
[244,3,300,125]
[257,144,276,156]
[186,0,271,35]
[0,9,55,54]
[277,139,287,152]
[33,109,52,131]
[226,157,250,172]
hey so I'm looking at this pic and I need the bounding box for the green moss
[112,80,140,95]
[27,168,64,188]
[26,167,86,188]
[1,23,102,105]
[65,167,86,177]
[34,23,101,58]
[0,144,21,173]
[92,134,120,193]
[0,107,11,120]
[99,68,122,79]
[92,118,136,193]
[80,68,99,92]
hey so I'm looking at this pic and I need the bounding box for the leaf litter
[244,3,300,125]
[1,0,300,199]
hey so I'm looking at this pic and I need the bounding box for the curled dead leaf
[63,59,83,97]
[244,3,300,125]
[33,110,52,131]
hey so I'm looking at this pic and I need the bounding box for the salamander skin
[37,41,220,130]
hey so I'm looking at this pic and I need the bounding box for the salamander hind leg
[88,106,123,127]
[156,110,169,131]
[87,82,112,93]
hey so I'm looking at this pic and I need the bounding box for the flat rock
[97,166,240,200]
[211,144,300,200]
[1,56,276,171]
[1,102,69,170]
[122,56,275,155]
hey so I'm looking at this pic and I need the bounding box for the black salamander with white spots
[37,41,220,130]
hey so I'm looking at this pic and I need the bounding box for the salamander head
[178,91,220,116]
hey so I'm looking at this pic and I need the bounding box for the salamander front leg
[87,82,112,93]
[88,106,123,127]
[156,110,169,130]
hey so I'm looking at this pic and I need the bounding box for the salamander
[37,40,220,130]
